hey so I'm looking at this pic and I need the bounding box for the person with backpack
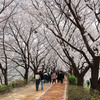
[43,72,48,83]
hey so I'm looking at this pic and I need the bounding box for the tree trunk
[0,76,3,85]
[4,71,8,85]
[24,68,28,83]
[91,57,99,90]
[77,75,84,86]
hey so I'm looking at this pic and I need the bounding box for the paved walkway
[0,78,68,100]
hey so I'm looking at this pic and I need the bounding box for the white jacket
[35,74,40,80]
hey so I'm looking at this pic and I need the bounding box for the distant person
[51,71,57,84]
[35,72,40,91]
[43,72,48,83]
[86,80,90,87]
[47,72,51,84]
[59,71,64,84]
[39,71,44,90]
[57,72,60,83]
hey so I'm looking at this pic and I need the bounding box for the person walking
[39,71,44,90]
[47,72,51,84]
[51,71,57,84]
[59,71,64,84]
[43,72,48,83]
[86,80,90,87]
[35,72,40,91]
[57,71,60,83]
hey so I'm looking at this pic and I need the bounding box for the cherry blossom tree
[29,0,100,89]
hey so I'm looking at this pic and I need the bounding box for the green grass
[68,85,100,100]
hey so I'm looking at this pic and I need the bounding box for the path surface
[0,83,51,100]
[40,78,67,100]
[0,78,68,100]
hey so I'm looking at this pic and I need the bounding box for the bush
[28,77,35,82]
[0,85,11,94]
[68,74,77,85]
[68,85,100,100]
[0,80,26,94]
[0,78,35,94]
[14,80,27,87]
[9,81,16,88]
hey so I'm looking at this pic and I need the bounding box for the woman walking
[51,71,57,84]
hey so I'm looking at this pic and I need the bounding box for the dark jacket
[40,73,44,80]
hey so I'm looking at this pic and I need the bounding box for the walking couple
[35,71,44,91]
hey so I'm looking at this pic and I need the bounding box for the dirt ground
[0,78,67,100]
[40,80,67,100]
[0,83,51,100]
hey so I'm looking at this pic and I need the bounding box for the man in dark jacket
[59,71,64,84]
